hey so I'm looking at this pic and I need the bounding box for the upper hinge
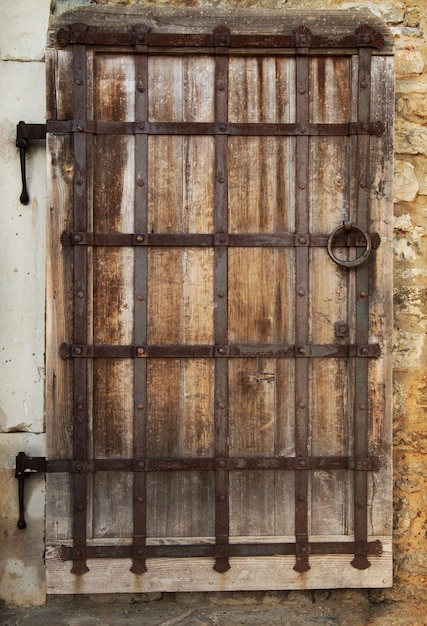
[16,121,47,205]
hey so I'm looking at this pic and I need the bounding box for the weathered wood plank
[46,541,393,593]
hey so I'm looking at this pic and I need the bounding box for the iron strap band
[352,45,373,572]
[56,24,385,50]
[58,540,383,561]
[60,231,381,249]
[47,120,385,137]
[131,49,149,576]
[213,46,231,575]
[20,456,380,473]
[71,42,89,577]
[59,343,381,359]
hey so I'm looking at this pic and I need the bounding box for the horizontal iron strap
[48,120,384,137]
[60,343,381,359]
[59,540,383,561]
[31,456,381,473]
[61,231,381,249]
[56,27,385,50]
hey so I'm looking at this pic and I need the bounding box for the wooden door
[45,9,394,593]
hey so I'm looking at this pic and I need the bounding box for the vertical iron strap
[131,46,149,575]
[294,48,311,573]
[71,42,89,576]
[213,31,231,574]
[351,46,372,571]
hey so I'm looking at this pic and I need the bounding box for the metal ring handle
[327,222,372,268]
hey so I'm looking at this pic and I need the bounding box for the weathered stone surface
[394,161,419,202]
[395,119,427,155]
[395,47,424,76]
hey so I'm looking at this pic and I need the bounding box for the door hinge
[16,121,47,205]
[15,451,47,529]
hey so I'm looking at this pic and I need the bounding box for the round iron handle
[327,221,372,268]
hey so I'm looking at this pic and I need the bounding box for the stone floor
[1,592,426,626]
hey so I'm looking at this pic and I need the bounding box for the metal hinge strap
[60,230,381,249]
[59,342,381,360]
[47,119,385,137]
[57,539,382,566]
[55,23,385,50]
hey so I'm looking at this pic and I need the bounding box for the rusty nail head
[218,176,225,183]
[73,234,82,243]
[300,546,307,554]
[75,79,82,85]
[298,87,306,94]
[299,237,307,245]
[360,79,367,88]
[218,494,226,502]
[75,463,83,472]
[77,124,84,132]
[220,124,227,132]
[136,234,144,242]
[218,460,226,469]
[218,403,225,410]
[298,459,307,468]
[136,347,145,356]
[298,182,306,190]
[359,404,366,411]
[360,347,369,355]
[77,291,84,299]
[298,401,306,409]
[138,123,145,130]
[339,325,347,334]
[137,179,144,187]
[137,295,145,302]
[138,461,145,469]
[298,348,306,355]
[218,347,226,355]
[297,289,305,297]
[298,494,306,502]
[300,125,307,134]
[218,292,225,299]
[137,403,144,410]
[217,82,225,91]
[360,291,368,298]
[74,347,82,355]
[77,404,84,411]
[136,496,144,504]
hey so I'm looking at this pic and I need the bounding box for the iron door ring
[327,221,372,268]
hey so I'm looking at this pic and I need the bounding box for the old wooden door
[45,9,393,593]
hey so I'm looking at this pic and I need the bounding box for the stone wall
[0,0,426,612]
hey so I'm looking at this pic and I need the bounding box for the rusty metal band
[294,49,310,573]
[59,343,381,360]
[131,49,149,575]
[58,539,382,563]
[213,36,230,574]
[56,24,385,51]
[32,455,380,473]
[61,231,381,249]
[48,120,384,137]
[351,46,373,571]
[71,43,89,576]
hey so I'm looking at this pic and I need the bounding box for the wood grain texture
[45,14,394,590]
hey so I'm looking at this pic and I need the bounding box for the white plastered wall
[0,0,51,606]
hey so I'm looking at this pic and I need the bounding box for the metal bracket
[16,121,47,205]
[15,452,47,528]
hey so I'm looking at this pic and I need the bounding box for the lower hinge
[15,451,47,529]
